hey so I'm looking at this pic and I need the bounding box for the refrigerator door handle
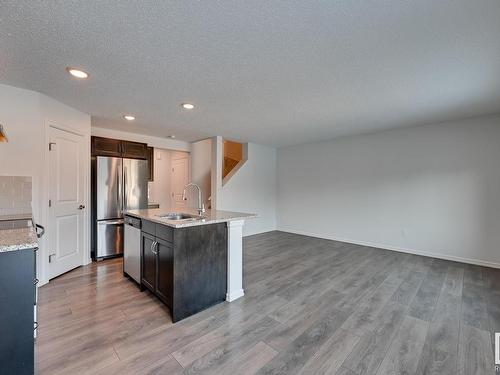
[122,158,148,212]
[123,164,127,211]
[96,156,123,221]
[117,166,123,215]
[98,220,125,225]
[116,167,119,211]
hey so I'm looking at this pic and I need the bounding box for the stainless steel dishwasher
[124,215,141,284]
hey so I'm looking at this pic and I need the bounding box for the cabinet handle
[154,241,159,254]
[34,278,39,286]
[34,322,39,331]
[151,241,158,255]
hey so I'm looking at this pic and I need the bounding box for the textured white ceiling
[1,1,500,146]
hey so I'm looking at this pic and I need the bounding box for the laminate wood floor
[36,231,500,374]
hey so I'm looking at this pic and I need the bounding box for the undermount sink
[158,213,203,221]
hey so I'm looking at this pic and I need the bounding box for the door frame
[40,120,91,286]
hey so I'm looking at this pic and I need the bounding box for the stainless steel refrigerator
[94,156,148,258]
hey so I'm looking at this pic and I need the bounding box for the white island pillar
[226,220,245,302]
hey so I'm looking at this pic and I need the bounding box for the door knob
[78,204,86,210]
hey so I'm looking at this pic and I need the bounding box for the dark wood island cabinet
[139,219,227,322]
[124,208,255,323]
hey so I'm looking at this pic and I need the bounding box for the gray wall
[191,139,212,207]
[277,114,500,267]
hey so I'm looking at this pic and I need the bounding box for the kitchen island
[124,208,255,322]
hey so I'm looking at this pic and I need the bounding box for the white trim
[277,226,500,269]
[226,219,245,302]
[227,220,245,229]
[495,332,500,365]
[210,136,223,209]
[40,121,51,285]
[243,228,277,237]
[48,121,86,137]
[226,289,245,302]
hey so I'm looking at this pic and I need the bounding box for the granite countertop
[0,227,38,253]
[0,212,38,253]
[125,207,257,228]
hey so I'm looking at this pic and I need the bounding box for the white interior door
[48,126,86,279]
[171,157,189,208]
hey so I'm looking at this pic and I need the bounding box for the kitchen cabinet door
[156,238,173,307]
[91,136,122,157]
[122,141,147,159]
[141,232,156,292]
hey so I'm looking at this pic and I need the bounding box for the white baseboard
[243,227,277,237]
[226,289,245,302]
[277,226,500,270]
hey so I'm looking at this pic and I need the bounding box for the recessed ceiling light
[167,135,176,139]
[181,103,195,110]
[66,67,89,79]
[123,115,135,121]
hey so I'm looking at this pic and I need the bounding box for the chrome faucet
[182,183,206,215]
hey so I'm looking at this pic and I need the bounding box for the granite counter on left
[0,227,38,252]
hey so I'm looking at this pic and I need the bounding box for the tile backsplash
[0,176,32,216]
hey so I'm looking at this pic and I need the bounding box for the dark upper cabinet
[92,137,122,157]
[140,230,173,308]
[92,136,148,159]
[121,140,148,159]
[141,232,156,292]
[146,146,154,181]
[156,238,173,307]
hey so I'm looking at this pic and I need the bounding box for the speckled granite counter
[0,227,38,253]
[125,207,256,228]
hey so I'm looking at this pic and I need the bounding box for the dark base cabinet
[0,248,36,375]
[173,224,227,321]
[140,221,227,322]
[141,232,157,292]
[156,238,174,307]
